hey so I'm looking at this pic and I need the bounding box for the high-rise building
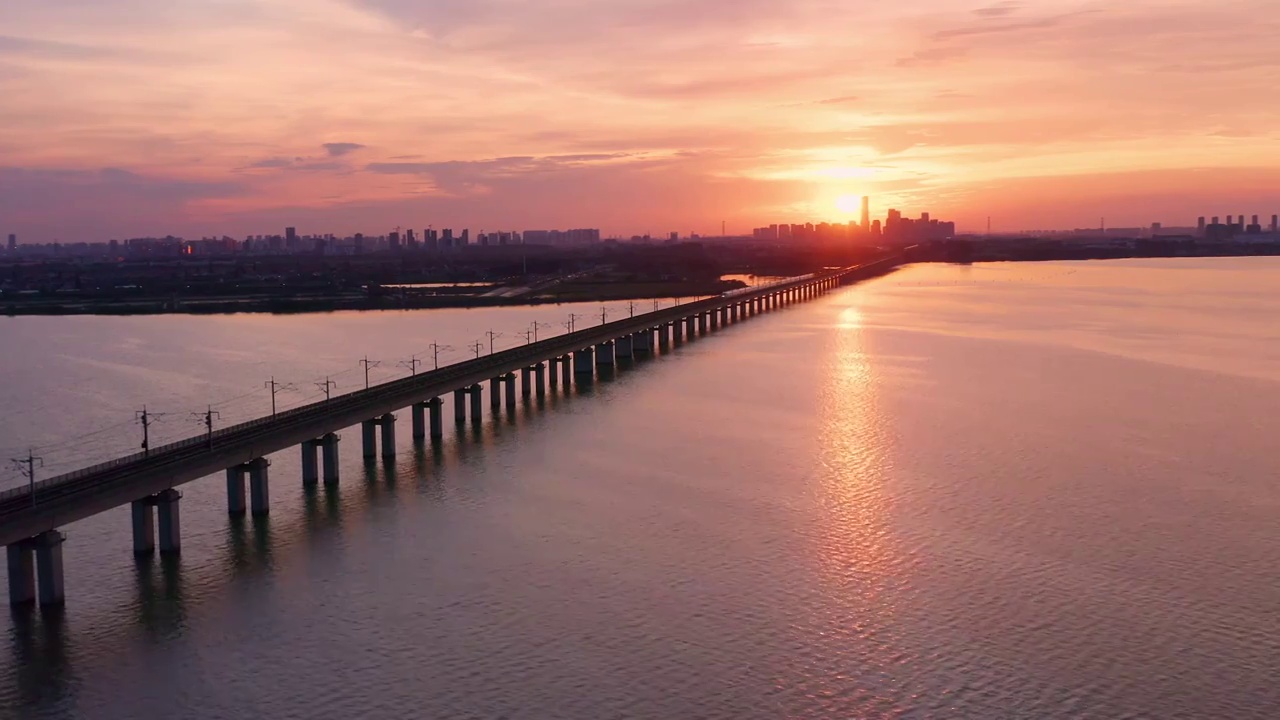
[6,234,14,252]
[285,226,297,244]
[860,196,870,230]
[1197,217,1206,233]
[1272,215,1278,233]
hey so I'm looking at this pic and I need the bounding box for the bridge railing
[0,264,885,505]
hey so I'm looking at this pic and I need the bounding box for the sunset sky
[2,0,1278,241]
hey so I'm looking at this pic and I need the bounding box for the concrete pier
[504,374,517,411]
[454,389,467,424]
[33,531,65,606]
[469,385,483,422]
[155,489,181,554]
[321,433,340,483]
[685,317,697,338]
[575,348,594,375]
[428,398,444,439]
[131,499,155,554]
[490,377,502,410]
[535,363,547,397]
[301,439,320,485]
[248,457,270,516]
[698,313,708,334]
[226,464,247,515]
[361,420,377,459]
[521,367,534,398]
[6,543,35,605]
[5,532,65,606]
[616,335,633,359]
[560,357,572,387]
[411,402,427,440]
[633,330,652,353]
[596,341,615,366]
[379,413,396,458]
[658,324,670,351]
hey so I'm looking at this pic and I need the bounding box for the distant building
[861,196,871,230]
[6,234,14,252]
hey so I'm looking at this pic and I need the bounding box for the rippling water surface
[2,258,1278,719]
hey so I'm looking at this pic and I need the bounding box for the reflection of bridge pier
[3,259,903,607]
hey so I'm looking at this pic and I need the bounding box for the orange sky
[2,0,1278,241]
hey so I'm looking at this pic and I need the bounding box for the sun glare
[834,194,863,214]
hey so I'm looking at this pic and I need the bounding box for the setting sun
[834,194,864,215]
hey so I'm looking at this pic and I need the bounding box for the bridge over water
[3,257,902,607]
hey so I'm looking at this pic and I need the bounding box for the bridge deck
[0,259,899,545]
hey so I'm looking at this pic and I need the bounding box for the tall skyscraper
[860,196,870,230]
[6,234,15,252]
[1272,215,1278,233]
[1197,217,1206,233]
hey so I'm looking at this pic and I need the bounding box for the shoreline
[1,279,747,317]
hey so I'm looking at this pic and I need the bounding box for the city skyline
[3,1,1280,241]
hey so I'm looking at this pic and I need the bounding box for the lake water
[2,258,1278,719]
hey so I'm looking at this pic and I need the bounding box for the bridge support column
[361,420,377,459]
[535,363,547,397]
[6,542,35,606]
[521,367,533,398]
[633,330,652,353]
[490,378,502,410]
[732,304,740,321]
[131,499,155,554]
[698,313,707,334]
[596,342,615,367]
[379,413,396,459]
[616,335,633,359]
[710,310,719,330]
[248,458,270,516]
[469,386,483,423]
[322,433,340,483]
[155,489,181,554]
[504,374,517,411]
[574,348,594,375]
[454,389,467,424]
[301,439,320,485]
[549,359,560,389]
[685,317,697,338]
[32,531,65,607]
[560,357,572,387]
[428,398,444,440]
[411,402,427,441]
[658,324,670,351]
[226,465,247,515]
